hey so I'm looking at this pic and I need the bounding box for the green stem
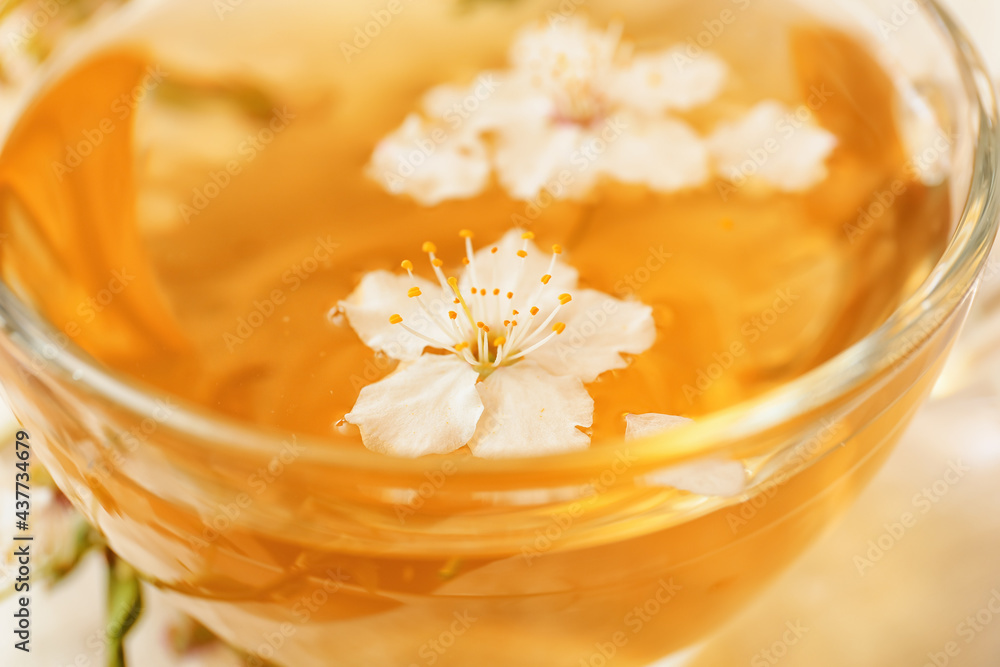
[104,549,143,667]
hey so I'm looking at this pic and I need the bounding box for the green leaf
[105,550,143,667]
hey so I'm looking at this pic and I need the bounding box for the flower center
[389,230,572,376]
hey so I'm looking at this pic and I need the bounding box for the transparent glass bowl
[0,1,996,665]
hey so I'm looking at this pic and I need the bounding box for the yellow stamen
[479,288,487,296]
[401,260,414,271]
[494,336,506,347]
[541,274,551,285]
[506,291,514,299]
[552,244,563,255]
[517,250,528,258]
[530,306,540,316]
[459,229,474,238]
[553,322,566,334]
[559,293,572,305]
[491,247,499,254]
[389,314,403,325]
[449,311,458,320]
[521,231,535,240]
[432,258,444,268]
[462,257,470,265]
[455,341,470,351]
[422,242,437,253]
[493,288,500,296]
[407,287,422,298]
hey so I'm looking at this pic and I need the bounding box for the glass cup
[0,0,996,665]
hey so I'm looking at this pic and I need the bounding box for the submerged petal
[707,101,837,192]
[367,114,491,206]
[345,354,484,457]
[340,270,450,360]
[599,115,711,192]
[468,362,592,458]
[607,48,728,114]
[528,288,656,383]
[625,413,746,497]
[492,118,586,201]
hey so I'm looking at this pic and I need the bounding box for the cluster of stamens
[391,230,572,375]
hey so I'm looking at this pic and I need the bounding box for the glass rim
[0,0,997,478]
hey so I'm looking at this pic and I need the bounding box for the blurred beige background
[0,0,998,666]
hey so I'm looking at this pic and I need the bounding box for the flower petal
[492,118,585,201]
[707,101,837,192]
[460,228,579,311]
[599,114,711,192]
[345,354,484,457]
[625,413,745,497]
[468,362,592,458]
[367,114,491,206]
[528,288,656,383]
[607,48,728,114]
[340,270,452,361]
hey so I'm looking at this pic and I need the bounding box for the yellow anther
[455,342,470,351]
[477,321,485,329]
[493,288,500,296]
[530,306,540,316]
[422,242,437,253]
[512,309,520,316]
[407,287,422,298]
[512,320,519,327]
[491,247,499,254]
[470,287,478,295]
[516,250,528,258]
[504,320,511,327]
[552,244,563,255]
[449,311,458,320]
[479,288,487,296]
[389,314,403,324]
[453,298,460,304]
[541,274,552,285]
[493,336,506,347]
[432,258,444,268]
[482,325,490,333]
[506,291,514,299]
[459,229,474,238]
[559,293,572,305]
[521,231,535,240]
[401,259,414,271]
[462,257,470,265]
[553,322,566,334]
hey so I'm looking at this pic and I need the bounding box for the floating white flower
[340,229,658,458]
[368,18,839,206]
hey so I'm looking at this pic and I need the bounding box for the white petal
[460,228,579,309]
[897,85,950,186]
[624,413,693,439]
[493,119,585,200]
[366,114,491,206]
[625,413,745,497]
[345,354,483,457]
[707,101,837,192]
[468,362,592,458]
[340,270,451,361]
[599,115,711,192]
[528,289,656,383]
[508,18,621,93]
[607,48,728,114]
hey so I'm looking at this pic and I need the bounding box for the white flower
[340,229,658,458]
[706,101,838,192]
[625,413,746,497]
[368,18,840,206]
[367,18,725,205]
